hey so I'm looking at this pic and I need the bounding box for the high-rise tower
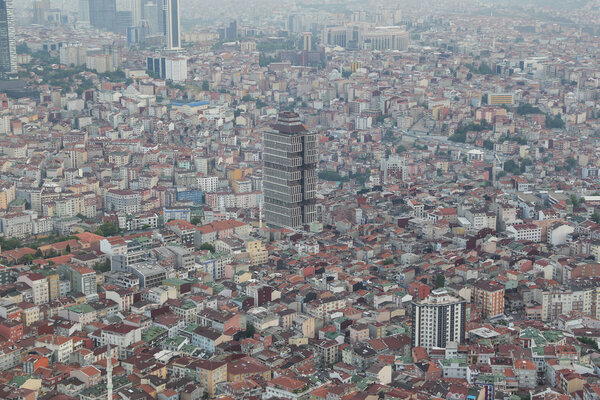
[162,0,180,49]
[0,0,17,77]
[89,0,117,32]
[411,289,466,350]
[263,112,317,229]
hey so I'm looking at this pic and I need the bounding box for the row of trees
[449,121,493,143]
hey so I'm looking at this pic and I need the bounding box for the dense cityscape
[1,0,600,399]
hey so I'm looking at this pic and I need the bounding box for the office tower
[89,0,117,32]
[302,32,312,51]
[163,0,180,49]
[219,20,237,41]
[78,0,90,24]
[288,14,302,34]
[0,0,16,78]
[147,55,187,82]
[263,112,317,229]
[118,0,141,26]
[411,289,466,350]
[142,1,158,33]
[33,0,49,25]
[227,20,237,40]
[127,23,148,46]
[116,10,133,33]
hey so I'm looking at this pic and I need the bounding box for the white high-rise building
[412,289,466,350]
[165,57,187,82]
[60,44,87,67]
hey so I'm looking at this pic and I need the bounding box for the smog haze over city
[3,0,600,399]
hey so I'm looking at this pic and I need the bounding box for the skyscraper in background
[89,0,117,32]
[218,20,237,41]
[142,1,159,34]
[118,0,141,27]
[162,0,180,49]
[78,0,90,24]
[0,0,17,78]
[263,112,317,229]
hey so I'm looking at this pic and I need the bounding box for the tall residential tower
[0,0,17,77]
[263,112,317,229]
[412,289,466,350]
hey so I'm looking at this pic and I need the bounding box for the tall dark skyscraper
[219,20,237,41]
[89,0,117,32]
[162,0,180,49]
[263,112,317,229]
[0,0,17,77]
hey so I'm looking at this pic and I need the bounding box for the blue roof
[171,101,209,107]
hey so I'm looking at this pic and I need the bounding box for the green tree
[504,159,521,175]
[592,213,600,224]
[434,274,445,289]
[566,157,577,171]
[0,237,22,250]
[202,80,209,91]
[383,258,394,265]
[516,104,542,115]
[191,216,202,225]
[318,170,348,182]
[95,222,119,237]
[396,145,407,153]
[483,139,494,150]
[520,158,532,173]
[449,132,466,143]
[577,336,600,351]
[571,194,580,208]
[94,260,111,273]
[200,242,215,253]
[17,43,31,54]
[546,113,565,129]
[245,322,256,338]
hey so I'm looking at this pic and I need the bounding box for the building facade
[0,0,16,77]
[472,280,505,319]
[263,112,317,229]
[412,289,466,350]
[163,0,180,49]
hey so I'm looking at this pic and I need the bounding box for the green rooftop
[440,357,467,367]
[67,303,96,314]
[180,344,201,354]
[142,326,167,342]
[476,373,506,384]
[79,375,131,398]
[164,336,187,347]
[163,278,190,287]
[182,324,199,334]
[10,375,30,388]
